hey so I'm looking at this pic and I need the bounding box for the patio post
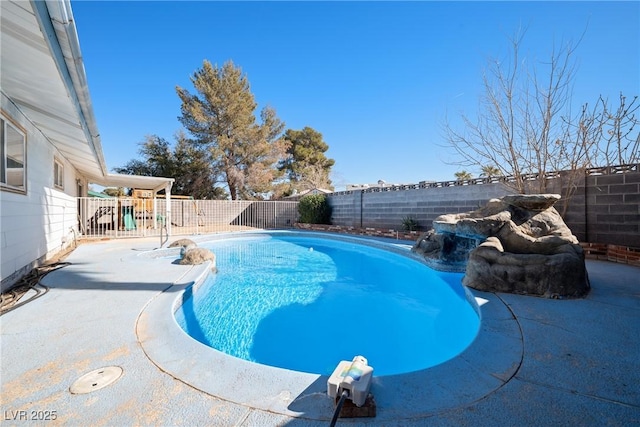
[165,182,172,237]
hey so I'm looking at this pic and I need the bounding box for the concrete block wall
[326,165,640,248]
[582,171,639,247]
[547,166,640,247]
[328,191,361,228]
[328,183,515,231]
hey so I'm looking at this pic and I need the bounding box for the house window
[1,115,27,193]
[54,158,64,189]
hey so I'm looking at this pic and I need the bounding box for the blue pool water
[174,233,480,376]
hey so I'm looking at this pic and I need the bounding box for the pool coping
[135,231,524,421]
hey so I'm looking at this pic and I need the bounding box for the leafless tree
[598,93,639,166]
[443,30,639,198]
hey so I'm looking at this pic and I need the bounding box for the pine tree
[176,60,287,199]
[278,127,335,194]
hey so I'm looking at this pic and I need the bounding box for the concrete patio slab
[1,236,639,426]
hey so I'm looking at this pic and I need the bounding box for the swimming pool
[174,232,480,376]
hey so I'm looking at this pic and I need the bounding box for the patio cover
[89,173,174,195]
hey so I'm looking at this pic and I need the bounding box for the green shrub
[401,216,419,231]
[298,194,332,224]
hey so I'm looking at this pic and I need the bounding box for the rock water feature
[412,194,590,298]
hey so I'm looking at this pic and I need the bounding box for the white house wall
[1,94,79,290]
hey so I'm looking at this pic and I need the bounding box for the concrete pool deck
[1,235,639,426]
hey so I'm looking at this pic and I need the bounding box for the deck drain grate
[70,366,123,394]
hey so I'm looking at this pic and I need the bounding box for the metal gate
[77,198,299,239]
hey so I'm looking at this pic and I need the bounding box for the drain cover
[70,366,123,394]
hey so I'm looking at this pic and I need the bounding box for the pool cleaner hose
[329,389,349,427]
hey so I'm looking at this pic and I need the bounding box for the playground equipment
[85,189,177,233]
[85,198,138,233]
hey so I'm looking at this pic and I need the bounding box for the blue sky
[72,1,639,190]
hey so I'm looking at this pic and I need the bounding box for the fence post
[195,200,199,235]
[113,198,119,238]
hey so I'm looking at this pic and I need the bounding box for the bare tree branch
[442,30,638,198]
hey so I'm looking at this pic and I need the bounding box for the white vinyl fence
[77,198,299,239]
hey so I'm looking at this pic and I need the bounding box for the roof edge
[32,0,109,177]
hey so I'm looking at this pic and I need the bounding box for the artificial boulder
[179,247,216,270]
[412,194,590,298]
[168,238,197,248]
[465,236,588,298]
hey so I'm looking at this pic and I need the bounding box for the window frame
[0,112,27,194]
[54,157,64,190]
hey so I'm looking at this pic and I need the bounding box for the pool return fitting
[327,356,376,425]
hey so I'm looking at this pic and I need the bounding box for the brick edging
[294,223,640,267]
[580,242,640,266]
